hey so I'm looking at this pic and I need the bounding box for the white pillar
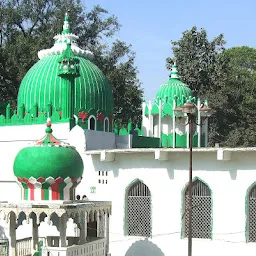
[141,101,148,136]
[172,99,176,148]
[97,212,105,238]
[105,213,110,255]
[59,215,67,247]
[197,98,201,147]
[9,213,17,256]
[32,221,39,252]
[148,101,153,137]
[158,99,162,147]
[186,115,189,148]
[204,118,209,147]
[79,212,87,244]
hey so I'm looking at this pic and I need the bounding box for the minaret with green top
[58,34,80,127]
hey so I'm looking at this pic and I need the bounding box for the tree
[222,47,256,147]
[166,26,229,146]
[167,27,256,147]
[0,0,143,123]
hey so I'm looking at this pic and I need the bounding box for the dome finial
[45,118,53,134]
[170,58,179,79]
[173,57,177,66]
[62,11,70,35]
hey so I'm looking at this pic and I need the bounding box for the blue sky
[84,0,256,100]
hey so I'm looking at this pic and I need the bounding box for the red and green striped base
[17,176,82,200]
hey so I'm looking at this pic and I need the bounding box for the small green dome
[14,146,83,179]
[13,120,84,179]
[151,64,192,116]
[17,55,113,116]
[156,77,192,105]
[156,64,192,105]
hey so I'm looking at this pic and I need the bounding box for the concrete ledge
[155,150,168,161]
[100,151,115,162]
[217,149,232,161]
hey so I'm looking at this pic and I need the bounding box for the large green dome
[13,120,84,180]
[17,55,113,117]
[17,13,113,126]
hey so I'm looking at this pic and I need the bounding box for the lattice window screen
[183,179,212,239]
[248,185,256,242]
[126,180,151,237]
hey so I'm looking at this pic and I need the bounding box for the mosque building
[0,13,255,256]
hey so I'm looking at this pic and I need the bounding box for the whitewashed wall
[0,122,256,256]
[76,149,256,256]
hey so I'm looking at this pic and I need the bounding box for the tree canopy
[167,27,256,147]
[0,0,143,124]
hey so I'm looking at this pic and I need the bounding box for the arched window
[88,116,96,130]
[104,118,109,132]
[183,178,212,239]
[247,184,256,242]
[126,180,151,237]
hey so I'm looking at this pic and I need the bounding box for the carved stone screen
[248,184,256,242]
[183,179,212,239]
[126,180,151,237]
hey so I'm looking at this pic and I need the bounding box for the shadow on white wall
[125,239,165,256]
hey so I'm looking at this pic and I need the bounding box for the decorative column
[158,98,162,147]
[97,211,105,238]
[203,99,209,147]
[172,99,176,148]
[32,220,39,252]
[105,213,110,256]
[9,212,17,256]
[148,101,153,137]
[101,213,105,237]
[59,214,68,247]
[79,212,87,244]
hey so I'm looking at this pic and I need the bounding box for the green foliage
[167,27,256,147]
[0,0,143,124]
[221,47,256,146]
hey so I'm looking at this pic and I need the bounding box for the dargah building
[0,13,255,256]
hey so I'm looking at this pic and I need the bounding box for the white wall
[76,149,256,256]
[0,120,256,256]
[84,130,116,150]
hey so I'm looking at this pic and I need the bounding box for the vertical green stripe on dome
[39,57,51,108]
[93,62,103,112]
[42,182,50,200]
[90,62,101,112]
[87,61,94,112]
[22,182,29,200]
[31,57,47,109]
[26,59,44,110]
[78,59,86,110]
[46,56,56,107]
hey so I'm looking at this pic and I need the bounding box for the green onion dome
[13,119,84,180]
[151,63,192,116]
[17,13,113,121]
[17,55,113,115]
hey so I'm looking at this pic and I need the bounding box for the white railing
[45,238,106,256]
[16,237,32,256]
